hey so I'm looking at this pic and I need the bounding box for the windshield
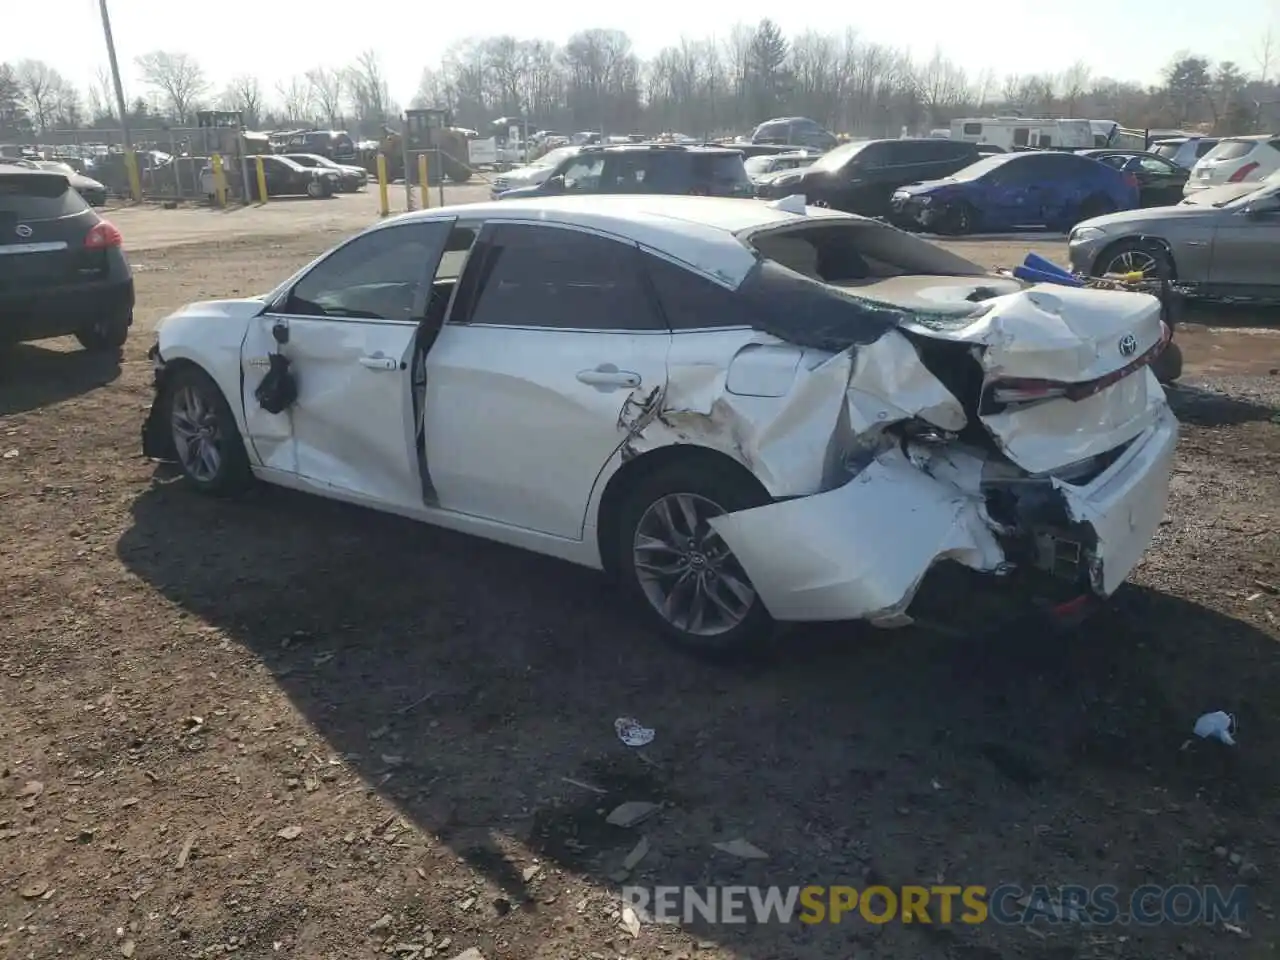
[947,154,1018,181]
[530,146,577,169]
[808,141,871,173]
[1204,139,1260,162]
[1221,182,1280,208]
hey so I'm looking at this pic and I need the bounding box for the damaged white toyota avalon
[142,194,1177,654]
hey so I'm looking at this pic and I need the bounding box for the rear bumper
[707,406,1178,626]
[1,276,135,344]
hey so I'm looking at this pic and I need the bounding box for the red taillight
[990,325,1171,406]
[1227,161,1260,183]
[991,378,1070,404]
[85,220,123,250]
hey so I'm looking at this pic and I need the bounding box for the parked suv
[1186,135,1280,194]
[495,144,753,200]
[1150,136,1219,170]
[750,117,839,152]
[754,138,980,218]
[1,167,134,351]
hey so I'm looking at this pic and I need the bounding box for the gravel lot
[1,199,1279,960]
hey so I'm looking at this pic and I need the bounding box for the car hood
[160,297,267,329]
[1078,204,1212,231]
[1179,183,1256,206]
[894,179,963,197]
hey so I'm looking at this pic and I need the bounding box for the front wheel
[616,462,774,658]
[305,179,327,198]
[1093,239,1173,282]
[938,201,976,236]
[166,366,252,497]
[76,312,131,352]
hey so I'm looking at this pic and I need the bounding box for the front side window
[281,221,453,321]
[465,224,659,331]
[558,156,605,191]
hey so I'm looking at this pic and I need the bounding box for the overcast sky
[3,0,1274,105]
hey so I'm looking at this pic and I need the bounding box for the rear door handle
[359,355,398,371]
[576,364,641,390]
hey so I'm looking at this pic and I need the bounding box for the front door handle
[359,355,398,371]
[576,364,641,390]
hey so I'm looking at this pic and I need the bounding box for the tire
[1075,195,1114,227]
[616,461,774,658]
[938,201,976,236]
[165,365,252,497]
[305,179,326,199]
[75,312,131,352]
[445,164,472,184]
[1092,238,1174,282]
[1152,340,1183,384]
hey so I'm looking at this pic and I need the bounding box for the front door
[243,218,456,511]
[422,221,671,540]
[1208,200,1280,294]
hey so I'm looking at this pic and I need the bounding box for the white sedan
[142,195,1178,655]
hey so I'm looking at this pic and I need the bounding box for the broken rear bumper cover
[708,405,1178,625]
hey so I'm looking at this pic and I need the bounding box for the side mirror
[545,174,565,192]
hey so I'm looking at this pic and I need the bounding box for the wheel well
[595,445,767,577]
[1091,236,1177,279]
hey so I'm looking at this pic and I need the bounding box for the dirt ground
[2,204,1279,960]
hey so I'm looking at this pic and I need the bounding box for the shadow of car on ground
[0,341,122,416]
[115,475,1280,957]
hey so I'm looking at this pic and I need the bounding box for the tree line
[1,22,1276,143]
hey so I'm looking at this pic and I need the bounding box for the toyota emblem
[15,224,32,239]
[1118,334,1138,358]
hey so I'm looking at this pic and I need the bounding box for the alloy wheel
[1106,249,1160,279]
[170,384,224,483]
[633,492,757,637]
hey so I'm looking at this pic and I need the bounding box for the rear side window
[1194,140,1218,157]
[643,253,743,330]
[0,175,88,219]
[693,153,750,191]
[468,224,660,331]
[1151,142,1180,160]
[1205,140,1259,161]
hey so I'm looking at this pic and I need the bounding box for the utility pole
[98,0,141,201]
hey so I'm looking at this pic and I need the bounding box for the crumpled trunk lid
[900,284,1169,474]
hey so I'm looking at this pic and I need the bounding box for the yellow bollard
[123,148,142,203]
[417,154,430,209]
[211,154,227,208]
[255,156,269,204]
[376,153,390,217]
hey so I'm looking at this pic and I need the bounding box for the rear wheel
[616,462,774,658]
[75,312,130,352]
[1075,194,1114,226]
[939,201,977,236]
[166,366,252,497]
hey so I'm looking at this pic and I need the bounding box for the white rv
[950,117,1095,150]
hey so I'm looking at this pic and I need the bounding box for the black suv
[755,138,981,218]
[496,144,753,200]
[751,117,839,152]
[1,168,134,351]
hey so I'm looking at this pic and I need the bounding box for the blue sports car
[891,151,1140,235]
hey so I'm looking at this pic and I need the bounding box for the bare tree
[15,59,63,131]
[1059,60,1092,114]
[222,74,263,126]
[306,67,345,127]
[276,76,313,124]
[347,50,389,130]
[135,51,208,123]
[970,68,998,109]
[1257,28,1275,82]
[91,66,116,121]
[912,49,967,125]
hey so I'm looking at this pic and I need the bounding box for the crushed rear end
[633,245,1178,630]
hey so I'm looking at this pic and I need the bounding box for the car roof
[392,195,856,286]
